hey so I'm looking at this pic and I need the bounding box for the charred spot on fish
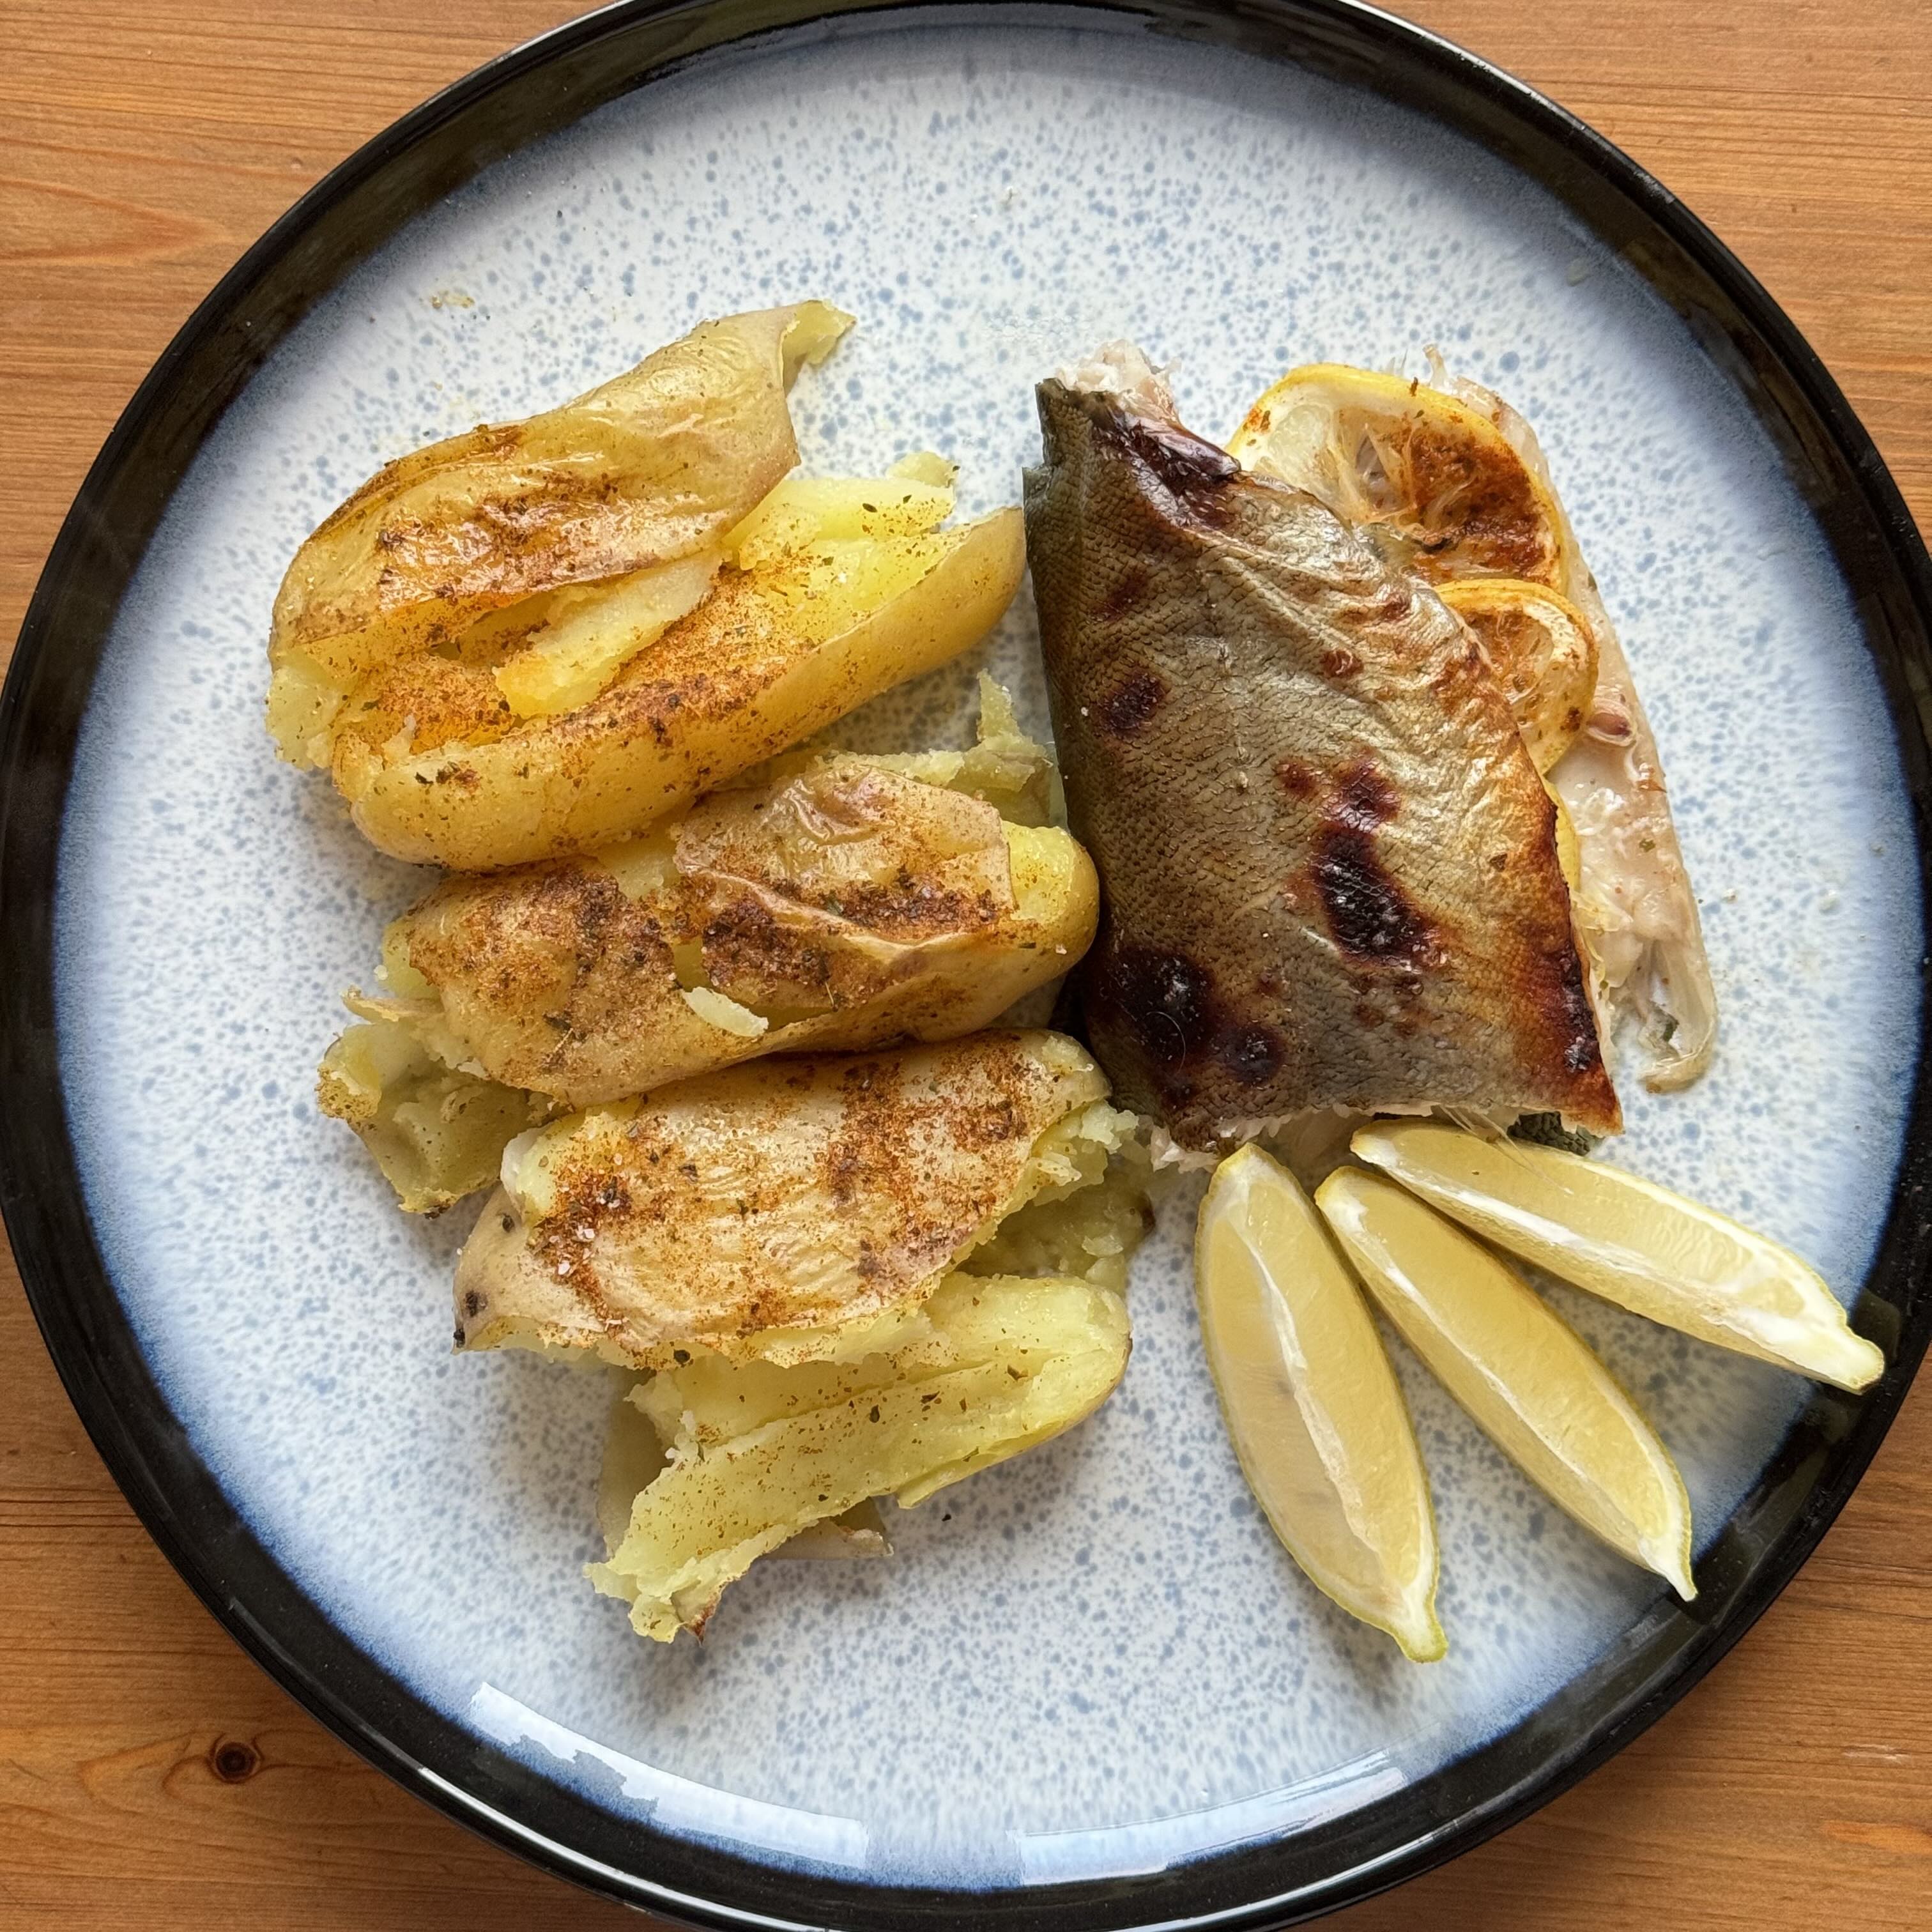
[1094,946,1216,1066]
[1331,758,1400,831]
[1541,941,1607,1077]
[1354,1000,1384,1030]
[1098,567,1153,620]
[1097,668,1167,737]
[1320,646,1362,681]
[1274,757,1317,799]
[1312,825,1437,965]
[1215,1022,1284,1085]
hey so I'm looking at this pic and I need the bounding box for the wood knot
[210,1738,261,1784]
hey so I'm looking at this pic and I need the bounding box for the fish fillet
[1023,352,1620,1153]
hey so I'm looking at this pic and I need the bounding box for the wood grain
[2,2,1928,1927]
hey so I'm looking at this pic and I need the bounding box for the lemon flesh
[1438,577,1598,773]
[1195,1145,1445,1662]
[1318,1168,1696,1598]
[1353,1123,1884,1393]
[1227,363,1565,586]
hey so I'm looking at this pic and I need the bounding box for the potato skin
[267,303,848,694]
[390,755,1098,1107]
[453,1031,1110,1367]
[334,508,1025,868]
[314,1018,552,1213]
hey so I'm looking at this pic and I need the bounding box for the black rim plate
[4,3,1929,1926]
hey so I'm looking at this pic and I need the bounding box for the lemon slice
[1353,1123,1884,1393]
[1547,780,1582,894]
[1227,364,1565,586]
[1438,578,1598,772]
[1195,1145,1445,1661]
[1317,1168,1696,1598]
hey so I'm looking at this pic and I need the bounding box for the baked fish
[1025,348,1620,1154]
[1227,360,1715,1091]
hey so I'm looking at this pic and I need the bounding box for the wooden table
[3,2,1928,1925]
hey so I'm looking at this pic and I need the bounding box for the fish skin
[1024,373,1621,1151]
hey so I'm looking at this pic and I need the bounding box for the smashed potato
[597,1384,891,1563]
[268,302,847,733]
[956,1128,1151,1296]
[591,1269,1131,1640]
[268,302,1024,872]
[269,302,1027,871]
[331,500,1023,869]
[315,1018,553,1213]
[332,681,1096,1115]
[452,1032,1138,1368]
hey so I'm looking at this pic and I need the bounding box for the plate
[5,3,1930,1926]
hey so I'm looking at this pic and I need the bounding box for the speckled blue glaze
[54,7,1917,1891]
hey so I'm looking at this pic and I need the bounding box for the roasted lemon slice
[1227,364,1565,586]
[1353,1123,1885,1393]
[1195,1145,1445,1661]
[1547,781,1583,894]
[1439,578,1598,772]
[1318,1168,1696,1598]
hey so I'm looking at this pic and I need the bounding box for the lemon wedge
[1317,1168,1696,1598]
[1438,578,1598,773]
[1195,1146,1445,1661]
[1227,364,1565,586]
[1352,1123,1884,1393]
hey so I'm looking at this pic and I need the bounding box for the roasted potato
[597,1383,891,1562]
[954,1131,1152,1296]
[270,300,1025,870]
[315,1018,553,1213]
[268,302,848,747]
[452,1031,1138,1368]
[329,495,1024,870]
[590,1269,1132,1639]
[334,681,1096,1114]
